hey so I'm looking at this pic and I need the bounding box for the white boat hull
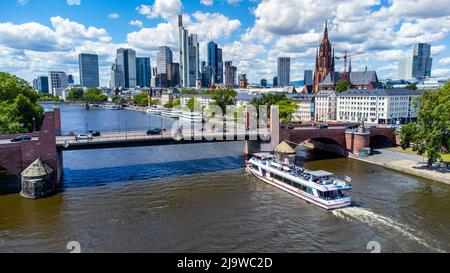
[246,165,351,210]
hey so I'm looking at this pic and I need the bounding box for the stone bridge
[0,108,63,181]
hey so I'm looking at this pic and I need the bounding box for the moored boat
[246,153,352,210]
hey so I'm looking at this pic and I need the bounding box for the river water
[0,104,449,253]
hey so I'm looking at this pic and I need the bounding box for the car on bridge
[75,134,93,141]
[315,124,329,129]
[146,128,163,135]
[88,130,101,137]
[10,135,32,142]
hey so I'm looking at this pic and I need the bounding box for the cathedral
[313,21,335,93]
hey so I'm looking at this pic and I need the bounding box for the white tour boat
[246,153,352,210]
[146,107,163,115]
[179,111,203,123]
[161,109,182,119]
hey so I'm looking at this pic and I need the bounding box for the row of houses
[235,88,421,125]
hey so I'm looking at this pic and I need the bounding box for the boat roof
[308,170,334,177]
[253,153,275,159]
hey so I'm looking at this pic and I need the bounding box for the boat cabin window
[317,190,345,200]
[270,173,293,186]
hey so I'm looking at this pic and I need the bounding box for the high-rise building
[168,62,180,87]
[179,14,200,87]
[239,74,248,88]
[224,61,237,87]
[261,79,267,87]
[278,57,291,87]
[136,57,151,88]
[67,74,74,85]
[79,53,100,88]
[48,71,68,96]
[304,70,313,86]
[35,76,49,93]
[32,79,38,90]
[273,76,278,87]
[313,21,335,93]
[157,46,173,75]
[116,48,137,88]
[398,43,432,80]
[207,41,224,84]
[110,63,123,90]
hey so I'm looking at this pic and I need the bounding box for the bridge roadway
[56,129,264,151]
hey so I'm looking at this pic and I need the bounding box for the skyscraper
[224,61,237,87]
[168,63,180,87]
[36,76,49,93]
[304,70,313,86]
[273,76,278,87]
[79,53,100,88]
[261,79,267,87]
[68,74,74,85]
[116,48,137,89]
[398,43,432,80]
[179,14,200,87]
[136,57,151,88]
[278,57,291,87]
[110,63,123,90]
[157,46,173,75]
[207,41,224,84]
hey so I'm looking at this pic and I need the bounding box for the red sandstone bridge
[0,108,397,182]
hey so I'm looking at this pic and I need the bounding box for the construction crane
[335,50,365,81]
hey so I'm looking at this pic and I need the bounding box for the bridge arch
[370,134,396,148]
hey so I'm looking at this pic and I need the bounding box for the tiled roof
[337,88,421,96]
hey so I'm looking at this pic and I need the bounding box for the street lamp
[32,117,36,132]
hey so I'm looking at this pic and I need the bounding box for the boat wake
[332,207,444,252]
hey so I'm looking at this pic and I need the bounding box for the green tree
[250,93,298,123]
[67,88,85,101]
[187,97,202,111]
[8,94,44,132]
[133,93,149,106]
[406,84,418,90]
[37,93,62,102]
[401,83,450,167]
[335,80,350,93]
[0,72,44,134]
[0,72,38,103]
[211,88,237,114]
[85,88,107,102]
[399,122,416,149]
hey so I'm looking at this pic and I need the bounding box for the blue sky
[1,0,449,86]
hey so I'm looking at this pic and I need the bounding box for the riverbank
[349,149,450,185]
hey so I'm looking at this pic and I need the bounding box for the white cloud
[129,20,144,28]
[108,13,120,19]
[136,0,182,20]
[17,0,30,6]
[200,0,214,6]
[67,0,81,6]
[439,57,450,66]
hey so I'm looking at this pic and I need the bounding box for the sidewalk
[349,149,450,185]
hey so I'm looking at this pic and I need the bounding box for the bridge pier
[244,106,280,156]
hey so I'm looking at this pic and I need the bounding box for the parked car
[282,125,295,129]
[88,130,101,137]
[315,124,328,129]
[75,134,92,141]
[10,135,32,143]
[146,128,162,135]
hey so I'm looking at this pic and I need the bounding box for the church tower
[313,21,335,93]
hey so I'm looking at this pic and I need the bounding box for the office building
[168,62,180,87]
[277,57,291,87]
[35,76,49,94]
[179,14,200,87]
[304,70,313,86]
[337,89,420,124]
[261,79,267,87]
[273,76,278,87]
[115,48,137,89]
[224,61,237,88]
[157,46,173,75]
[288,93,315,122]
[110,63,123,90]
[79,53,100,88]
[68,74,75,85]
[48,71,68,97]
[136,57,151,88]
[315,90,337,121]
[239,74,248,88]
[398,43,432,80]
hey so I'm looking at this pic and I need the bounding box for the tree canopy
[335,80,351,93]
[0,72,44,134]
[400,83,450,167]
[250,93,298,123]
